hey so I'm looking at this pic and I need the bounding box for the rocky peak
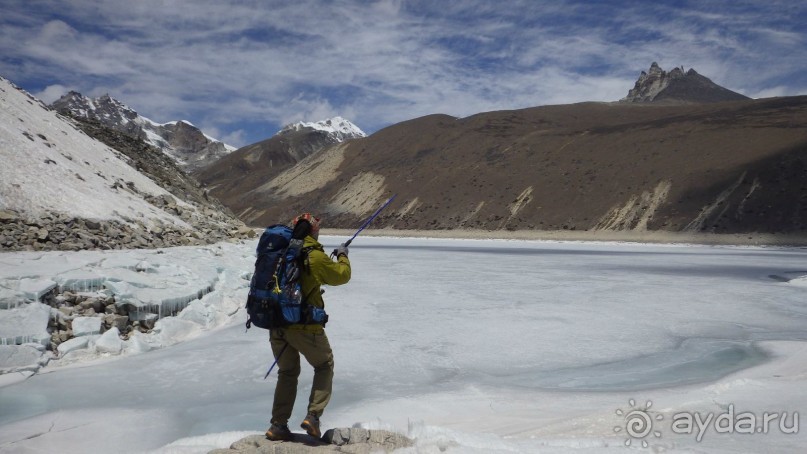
[621,62,749,104]
[50,91,235,172]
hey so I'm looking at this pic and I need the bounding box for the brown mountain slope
[194,126,359,212]
[224,96,807,234]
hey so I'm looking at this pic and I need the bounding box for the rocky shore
[0,205,254,252]
[321,227,807,247]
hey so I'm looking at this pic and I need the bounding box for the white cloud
[33,84,73,104]
[220,129,247,148]
[1,0,805,144]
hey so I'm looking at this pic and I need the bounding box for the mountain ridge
[621,62,750,104]
[0,76,252,252]
[195,116,366,216]
[227,95,807,236]
[50,91,235,172]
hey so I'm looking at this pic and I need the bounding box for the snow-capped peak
[51,92,237,169]
[280,116,366,141]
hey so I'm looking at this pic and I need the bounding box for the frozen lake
[1,237,806,452]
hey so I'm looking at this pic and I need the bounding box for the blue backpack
[245,225,305,330]
[245,224,327,330]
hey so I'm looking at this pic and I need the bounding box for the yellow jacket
[288,235,351,331]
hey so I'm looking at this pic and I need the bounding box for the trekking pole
[342,194,397,248]
[264,343,288,379]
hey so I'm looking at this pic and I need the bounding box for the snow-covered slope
[279,116,366,142]
[51,91,236,172]
[0,77,188,227]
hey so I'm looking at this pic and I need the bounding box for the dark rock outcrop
[51,92,233,172]
[621,62,750,104]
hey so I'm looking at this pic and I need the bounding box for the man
[266,213,351,441]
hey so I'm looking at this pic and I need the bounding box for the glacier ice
[56,336,90,356]
[0,303,51,346]
[71,316,102,337]
[94,327,123,355]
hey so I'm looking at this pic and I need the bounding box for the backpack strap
[298,244,328,326]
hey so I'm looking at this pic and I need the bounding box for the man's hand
[336,243,349,258]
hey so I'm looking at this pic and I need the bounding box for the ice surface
[56,336,89,356]
[17,277,57,301]
[94,327,123,354]
[0,244,246,363]
[0,302,50,346]
[55,271,106,292]
[1,238,807,453]
[0,286,24,309]
[0,345,45,373]
[72,316,102,337]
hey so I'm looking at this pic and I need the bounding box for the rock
[80,297,105,313]
[57,304,75,315]
[104,313,129,332]
[0,210,17,222]
[139,313,158,330]
[57,313,71,330]
[215,429,413,453]
[36,228,49,241]
[237,226,257,238]
[84,219,102,230]
[324,428,413,451]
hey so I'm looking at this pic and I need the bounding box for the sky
[1,0,806,147]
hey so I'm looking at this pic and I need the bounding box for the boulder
[104,313,129,332]
[0,210,17,222]
[84,219,102,230]
[140,313,158,330]
[324,427,413,450]
[36,228,49,241]
[212,429,413,453]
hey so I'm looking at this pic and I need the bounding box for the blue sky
[2,0,805,147]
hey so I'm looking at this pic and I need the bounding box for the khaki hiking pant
[269,328,334,425]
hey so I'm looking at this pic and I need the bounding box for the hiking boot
[265,423,292,441]
[301,413,321,438]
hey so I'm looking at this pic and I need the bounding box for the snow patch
[280,116,366,141]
